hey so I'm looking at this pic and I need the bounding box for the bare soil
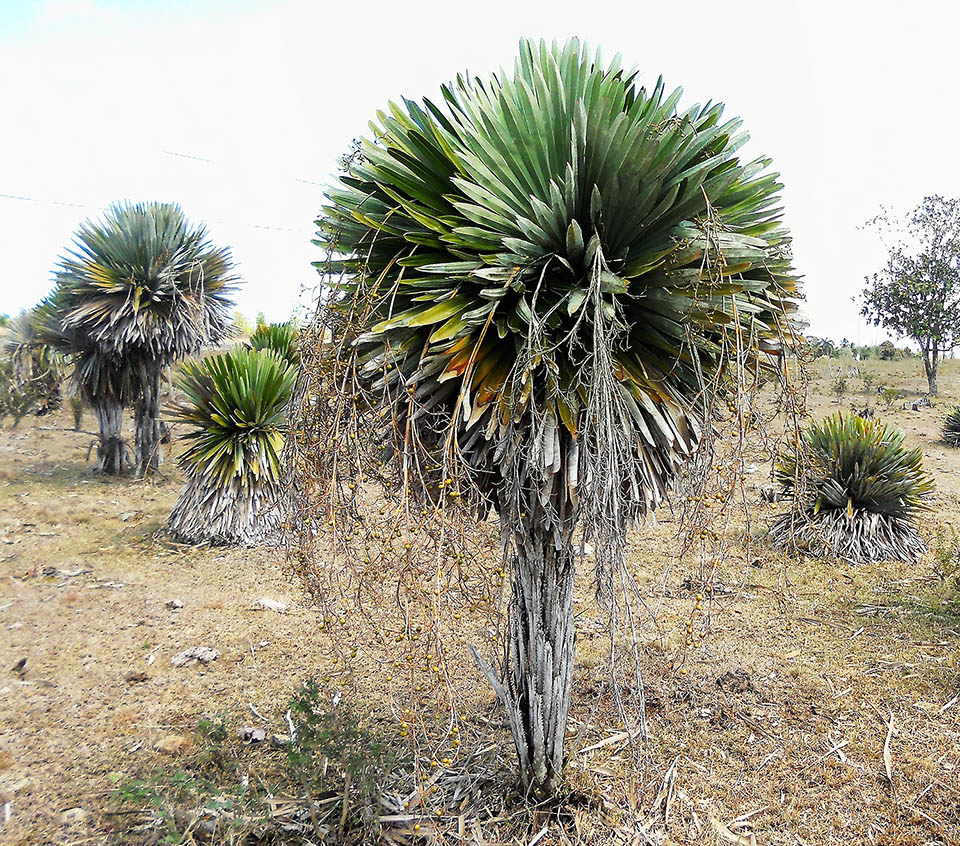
[1,357,958,845]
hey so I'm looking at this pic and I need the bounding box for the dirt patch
[0,358,959,844]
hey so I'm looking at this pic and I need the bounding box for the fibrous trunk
[769,508,926,563]
[476,514,576,799]
[168,476,284,546]
[134,366,163,477]
[93,399,127,475]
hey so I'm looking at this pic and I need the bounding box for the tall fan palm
[53,202,238,476]
[771,413,932,562]
[307,38,800,795]
[167,348,294,545]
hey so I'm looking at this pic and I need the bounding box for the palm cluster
[46,202,237,475]
[771,412,932,562]
[167,347,294,545]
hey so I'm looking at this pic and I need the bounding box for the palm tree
[302,38,800,796]
[53,202,238,476]
[771,413,932,562]
[248,321,300,368]
[33,290,136,473]
[167,348,294,545]
[3,307,64,417]
[943,406,960,446]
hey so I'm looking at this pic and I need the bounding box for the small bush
[770,412,933,563]
[110,682,404,843]
[943,406,960,446]
[831,374,848,403]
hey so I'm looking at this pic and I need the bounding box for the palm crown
[55,202,237,363]
[317,38,799,520]
[772,413,932,562]
[169,348,293,489]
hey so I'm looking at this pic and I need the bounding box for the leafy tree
[879,340,897,360]
[167,348,293,545]
[51,202,238,476]
[294,39,800,795]
[861,195,960,395]
[771,413,932,562]
[232,311,254,337]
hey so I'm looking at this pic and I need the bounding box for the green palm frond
[169,348,294,489]
[315,37,799,520]
[772,412,933,562]
[248,322,300,368]
[943,407,960,446]
[32,290,134,406]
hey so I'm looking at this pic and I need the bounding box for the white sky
[2,0,957,345]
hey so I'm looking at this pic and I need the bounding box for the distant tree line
[804,336,915,361]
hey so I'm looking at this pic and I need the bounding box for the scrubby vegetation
[167,347,294,545]
[770,412,933,563]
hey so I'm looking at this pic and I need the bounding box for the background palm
[51,202,237,476]
[773,412,932,562]
[167,347,294,545]
[310,38,800,794]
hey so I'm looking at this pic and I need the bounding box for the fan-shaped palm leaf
[248,322,300,368]
[943,406,960,447]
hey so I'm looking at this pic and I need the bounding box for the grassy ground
[1,356,958,845]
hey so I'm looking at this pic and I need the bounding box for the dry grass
[0,357,958,844]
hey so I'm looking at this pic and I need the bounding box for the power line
[0,191,310,233]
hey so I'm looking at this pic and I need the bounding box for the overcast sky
[2,0,957,344]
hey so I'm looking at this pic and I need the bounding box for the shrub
[879,387,899,409]
[831,373,848,403]
[770,412,932,562]
[943,406,960,446]
[167,347,294,545]
[247,321,299,369]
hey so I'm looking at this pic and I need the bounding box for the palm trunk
[474,511,576,799]
[134,366,163,477]
[93,399,126,475]
[168,475,284,546]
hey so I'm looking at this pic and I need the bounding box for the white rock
[59,807,88,825]
[171,646,219,667]
[255,597,288,613]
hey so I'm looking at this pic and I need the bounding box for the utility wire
[0,191,309,233]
